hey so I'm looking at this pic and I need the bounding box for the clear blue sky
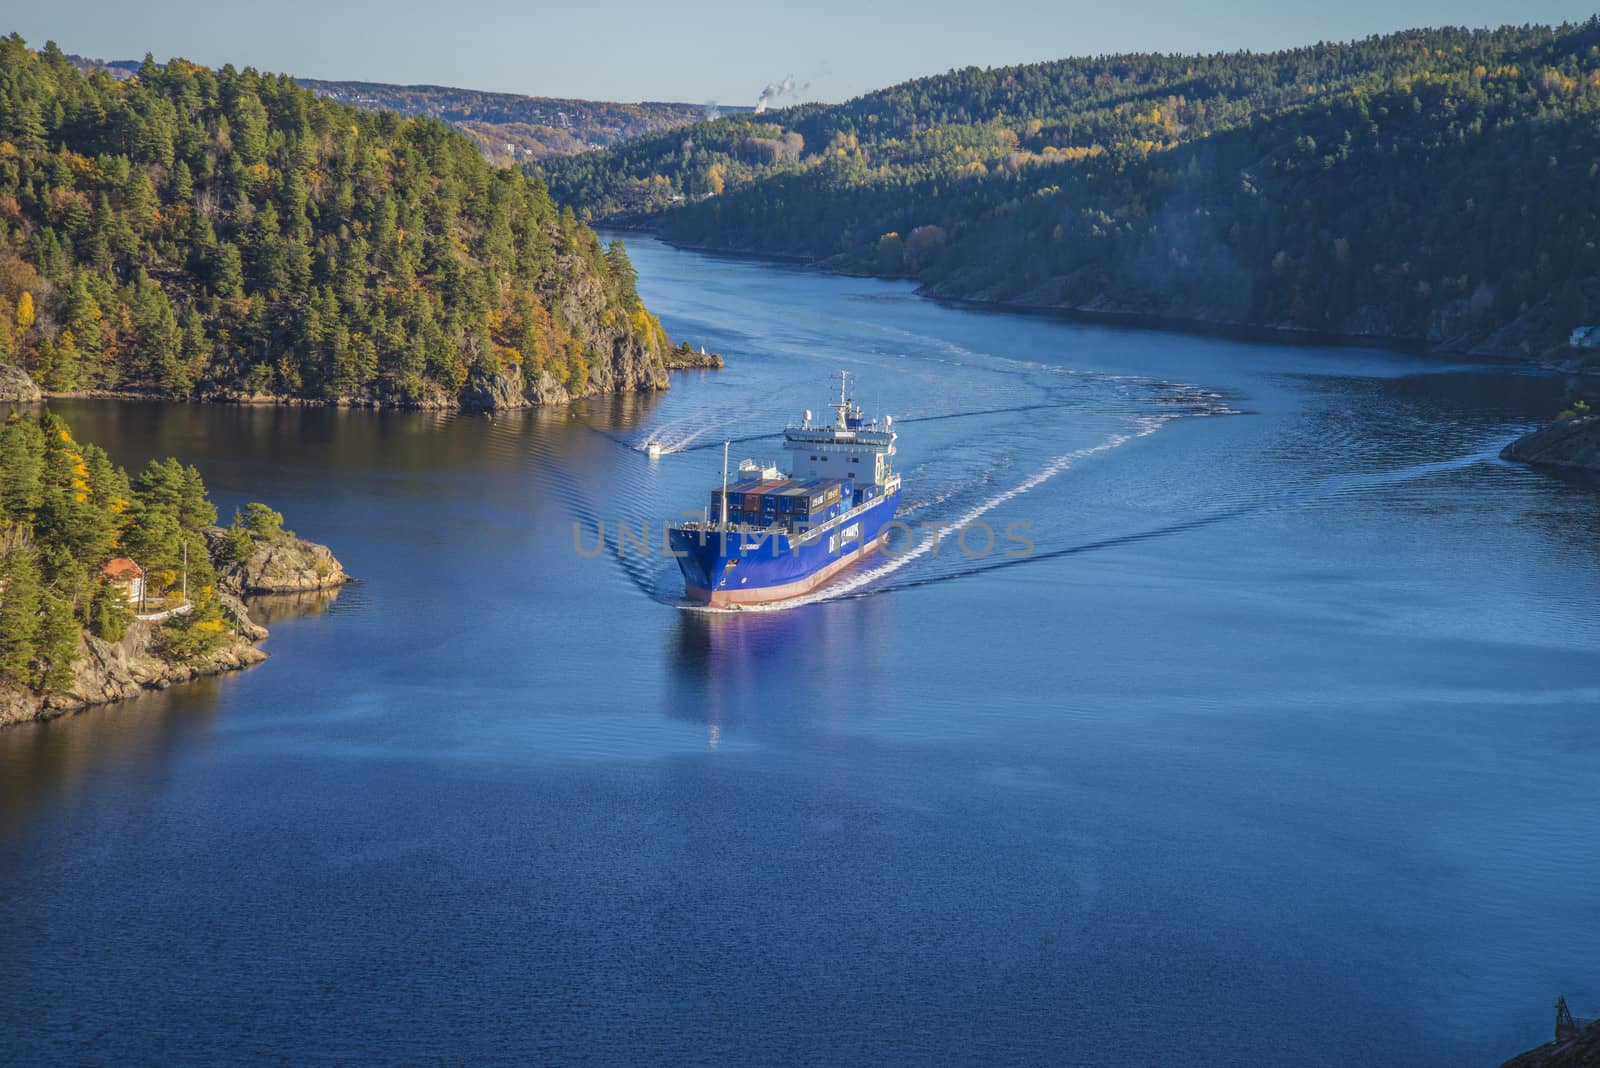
[9,1,1595,105]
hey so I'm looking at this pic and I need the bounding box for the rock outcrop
[460,366,529,411]
[664,342,725,370]
[0,615,268,728]
[557,251,672,397]
[208,529,351,594]
[0,363,41,402]
[1500,413,1600,472]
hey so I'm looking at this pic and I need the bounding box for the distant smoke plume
[703,100,722,121]
[754,75,803,114]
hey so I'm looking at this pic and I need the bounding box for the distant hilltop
[296,79,751,163]
[537,19,1600,362]
[64,53,748,162]
[64,53,139,79]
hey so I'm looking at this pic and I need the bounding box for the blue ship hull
[669,491,901,606]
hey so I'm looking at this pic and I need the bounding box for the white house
[101,557,145,608]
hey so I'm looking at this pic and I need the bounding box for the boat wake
[653,376,1242,613]
[658,406,1507,614]
[822,441,1509,603]
[630,386,793,455]
[724,412,1179,612]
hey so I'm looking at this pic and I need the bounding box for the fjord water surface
[3,237,1598,1065]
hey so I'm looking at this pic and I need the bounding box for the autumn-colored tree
[0,36,672,406]
[540,19,1600,348]
[0,410,272,695]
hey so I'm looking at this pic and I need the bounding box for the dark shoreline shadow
[244,584,348,627]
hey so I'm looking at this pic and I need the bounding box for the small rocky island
[663,341,725,370]
[1500,411,1600,472]
[0,413,348,728]
[1,514,349,728]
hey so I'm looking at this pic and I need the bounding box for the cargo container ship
[668,374,902,607]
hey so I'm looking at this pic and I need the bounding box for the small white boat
[645,441,663,459]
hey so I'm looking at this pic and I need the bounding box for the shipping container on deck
[712,476,767,514]
[742,479,785,514]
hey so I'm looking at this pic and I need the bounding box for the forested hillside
[0,36,676,408]
[541,21,1600,358]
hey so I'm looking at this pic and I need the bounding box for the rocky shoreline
[910,275,1599,370]
[1501,413,1600,472]
[0,600,270,727]
[0,532,350,729]
[3,332,725,415]
[615,224,1598,373]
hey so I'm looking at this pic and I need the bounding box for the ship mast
[833,370,850,428]
[720,439,731,531]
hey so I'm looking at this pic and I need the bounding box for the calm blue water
[3,236,1599,1065]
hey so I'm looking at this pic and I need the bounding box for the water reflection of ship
[669,597,889,741]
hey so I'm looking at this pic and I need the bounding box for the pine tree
[170,159,194,203]
[0,415,46,520]
[89,582,131,643]
[35,590,80,694]
[0,547,42,686]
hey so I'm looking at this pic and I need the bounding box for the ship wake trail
[633,386,792,455]
[538,450,660,596]
[738,411,1187,613]
[850,444,1509,599]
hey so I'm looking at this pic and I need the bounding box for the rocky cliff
[0,363,41,402]
[1500,414,1600,472]
[458,251,680,411]
[0,595,266,728]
